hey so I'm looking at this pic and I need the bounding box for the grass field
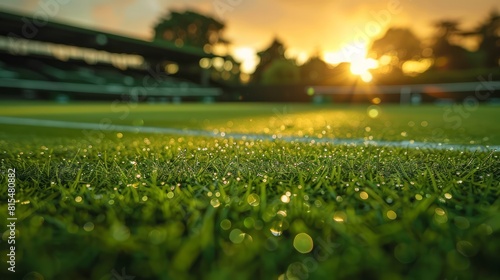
[0,102,499,280]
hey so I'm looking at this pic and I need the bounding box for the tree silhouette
[434,20,461,39]
[252,38,287,83]
[300,55,329,84]
[461,10,500,67]
[431,20,471,70]
[153,10,229,50]
[261,59,300,85]
[370,28,422,64]
[432,20,461,57]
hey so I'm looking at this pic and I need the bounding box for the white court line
[0,116,498,152]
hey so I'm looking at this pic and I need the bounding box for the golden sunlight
[324,44,379,82]
[323,52,345,65]
[233,47,259,73]
[350,57,378,82]
[402,59,433,76]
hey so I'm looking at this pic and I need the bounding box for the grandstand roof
[0,10,214,63]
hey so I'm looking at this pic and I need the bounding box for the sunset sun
[350,57,379,82]
[342,43,379,82]
[323,43,380,83]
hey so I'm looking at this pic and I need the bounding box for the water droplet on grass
[387,210,397,220]
[210,198,221,208]
[83,222,94,232]
[244,217,255,228]
[270,227,282,237]
[435,208,446,216]
[229,229,245,244]
[359,192,369,200]
[333,211,346,223]
[247,193,260,207]
[277,210,287,217]
[270,220,283,237]
[220,219,231,230]
[293,233,314,254]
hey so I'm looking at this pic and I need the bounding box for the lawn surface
[0,102,499,280]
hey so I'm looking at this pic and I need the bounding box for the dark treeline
[153,9,500,85]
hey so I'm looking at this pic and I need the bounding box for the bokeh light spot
[83,222,94,232]
[333,211,347,223]
[247,193,260,207]
[220,219,231,230]
[367,105,380,118]
[229,229,245,244]
[293,233,314,254]
[281,195,290,203]
[387,210,397,220]
[210,198,221,208]
[360,191,369,200]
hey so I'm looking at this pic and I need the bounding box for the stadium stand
[0,10,222,102]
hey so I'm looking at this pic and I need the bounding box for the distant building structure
[0,10,227,101]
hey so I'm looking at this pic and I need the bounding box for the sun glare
[323,44,379,83]
[350,57,378,82]
[233,47,258,73]
[323,52,345,65]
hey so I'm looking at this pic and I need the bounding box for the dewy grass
[1,102,499,145]
[0,102,499,280]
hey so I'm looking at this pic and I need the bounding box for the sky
[1,0,498,72]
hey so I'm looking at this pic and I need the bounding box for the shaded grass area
[0,102,499,280]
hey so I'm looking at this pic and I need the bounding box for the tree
[370,28,422,64]
[261,59,300,85]
[153,10,229,49]
[300,55,329,84]
[251,38,286,83]
[431,20,471,70]
[461,10,500,67]
[432,20,461,58]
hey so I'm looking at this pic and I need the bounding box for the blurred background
[0,0,499,103]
